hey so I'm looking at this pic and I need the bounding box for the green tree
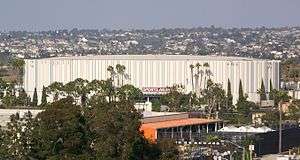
[63,78,90,106]
[152,99,161,112]
[205,135,221,142]
[129,136,161,160]
[189,64,195,92]
[88,79,115,103]
[29,97,93,159]
[238,79,245,101]
[236,80,258,125]
[262,89,291,128]
[117,84,143,103]
[0,82,178,160]
[88,80,109,103]
[0,78,8,99]
[289,68,300,99]
[227,79,233,108]
[220,79,235,123]
[2,83,18,107]
[262,110,280,129]
[0,126,10,159]
[17,88,29,106]
[5,112,34,159]
[271,89,290,106]
[157,140,179,160]
[161,85,190,112]
[258,79,267,101]
[32,88,38,107]
[89,98,152,159]
[236,100,257,125]
[202,79,226,118]
[269,79,273,100]
[47,82,64,102]
[10,58,25,85]
[286,103,300,121]
[41,86,47,106]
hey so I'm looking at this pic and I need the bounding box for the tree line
[0,79,179,160]
[155,77,299,127]
[0,64,135,108]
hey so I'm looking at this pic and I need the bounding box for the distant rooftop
[142,111,183,118]
[28,55,278,62]
[141,118,221,130]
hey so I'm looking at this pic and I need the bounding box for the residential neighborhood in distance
[0,27,300,60]
[1,0,300,159]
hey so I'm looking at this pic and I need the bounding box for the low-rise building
[140,112,223,142]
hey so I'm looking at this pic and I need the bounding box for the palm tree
[116,64,122,86]
[107,65,116,82]
[195,63,201,92]
[203,62,210,88]
[116,64,126,86]
[120,65,126,86]
[189,64,195,92]
[199,66,204,89]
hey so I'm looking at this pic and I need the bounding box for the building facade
[140,112,223,142]
[23,55,280,103]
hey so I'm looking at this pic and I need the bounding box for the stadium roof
[29,55,278,62]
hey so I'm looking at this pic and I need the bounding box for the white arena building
[23,55,280,103]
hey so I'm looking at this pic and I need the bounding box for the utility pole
[278,100,282,154]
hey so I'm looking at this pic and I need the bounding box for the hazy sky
[1,0,300,31]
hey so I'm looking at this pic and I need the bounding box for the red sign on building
[142,87,170,94]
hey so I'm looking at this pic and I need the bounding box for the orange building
[140,112,223,142]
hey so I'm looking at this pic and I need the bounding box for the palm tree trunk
[191,75,194,92]
[195,76,199,93]
[200,74,203,89]
[121,74,124,86]
[204,76,207,89]
[191,71,194,92]
[19,69,22,87]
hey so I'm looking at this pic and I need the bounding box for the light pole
[278,100,282,154]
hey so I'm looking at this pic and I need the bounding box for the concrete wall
[24,55,280,104]
[0,109,43,127]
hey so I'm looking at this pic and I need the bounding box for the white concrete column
[206,124,209,133]
[180,127,183,139]
[189,125,192,140]
[215,122,218,132]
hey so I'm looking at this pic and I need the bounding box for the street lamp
[278,100,282,154]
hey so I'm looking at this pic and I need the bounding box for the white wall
[24,55,280,104]
[0,109,43,127]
